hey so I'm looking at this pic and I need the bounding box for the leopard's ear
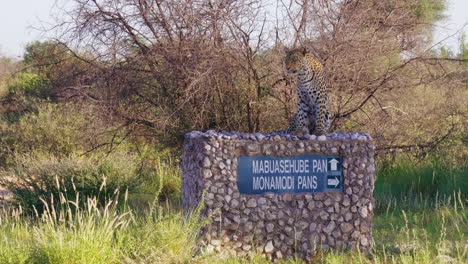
[300,47,308,55]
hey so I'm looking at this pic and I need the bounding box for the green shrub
[7,72,52,99]
[0,102,111,165]
[1,103,89,157]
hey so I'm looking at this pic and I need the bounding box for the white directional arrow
[328,176,340,187]
[328,159,339,171]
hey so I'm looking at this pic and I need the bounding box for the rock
[206,244,215,253]
[297,221,309,230]
[283,193,293,202]
[244,221,254,231]
[256,133,265,141]
[232,215,240,223]
[344,212,353,221]
[231,199,239,207]
[242,244,252,251]
[351,230,361,239]
[332,230,341,238]
[360,236,369,246]
[297,200,305,208]
[359,207,368,218]
[323,221,336,234]
[203,169,212,179]
[182,131,377,258]
[211,239,221,246]
[247,144,259,153]
[324,198,333,206]
[246,198,257,208]
[266,223,275,233]
[258,197,267,205]
[361,222,371,233]
[219,162,226,170]
[340,223,354,233]
[319,211,329,220]
[264,240,274,253]
[309,223,317,232]
[202,157,211,168]
[342,198,351,206]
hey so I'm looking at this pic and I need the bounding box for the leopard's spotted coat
[275,48,331,135]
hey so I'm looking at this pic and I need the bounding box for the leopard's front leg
[287,102,311,135]
[315,103,331,135]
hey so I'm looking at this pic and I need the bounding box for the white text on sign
[252,159,328,174]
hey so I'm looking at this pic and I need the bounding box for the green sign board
[237,155,343,194]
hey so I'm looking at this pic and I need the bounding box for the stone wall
[182,131,376,260]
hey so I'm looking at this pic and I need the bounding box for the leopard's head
[284,47,307,74]
[285,47,323,74]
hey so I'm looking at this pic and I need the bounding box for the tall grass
[375,158,467,211]
[0,179,206,264]
[0,154,466,263]
[0,153,142,213]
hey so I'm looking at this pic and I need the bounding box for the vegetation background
[0,0,466,263]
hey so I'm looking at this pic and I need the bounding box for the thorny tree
[42,0,466,156]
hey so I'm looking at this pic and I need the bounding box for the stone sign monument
[182,130,376,260]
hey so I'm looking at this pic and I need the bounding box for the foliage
[0,158,466,264]
[375,157,468,211]
[0,56,18,98]
[21,41,90,100]
[116,202,206,263]
[0,152,142,213]
[0,184,206,264]
[0,103,97,159]
[459,33,468,63]
[133,157,182,205]
[415,0,446,21]
[36,0,465,153]
[0,1,467,263]
[7,72,52,99]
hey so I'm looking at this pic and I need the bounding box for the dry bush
[32,0,467,157]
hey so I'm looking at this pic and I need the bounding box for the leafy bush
[0,103,107,162]
[7,72,52,99]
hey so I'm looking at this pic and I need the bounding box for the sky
[0,0,467,58]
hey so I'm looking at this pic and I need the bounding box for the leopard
[274,47,331,136]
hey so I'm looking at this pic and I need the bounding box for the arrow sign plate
[237,155,343,194]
